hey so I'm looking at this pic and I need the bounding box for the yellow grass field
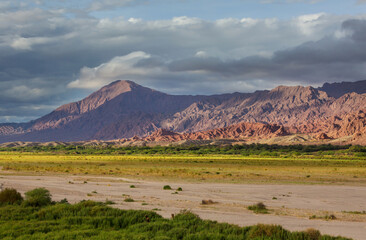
[1,152,365,185]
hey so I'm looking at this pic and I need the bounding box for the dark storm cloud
[163,19,366,85]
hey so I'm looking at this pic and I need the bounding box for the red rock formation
[143,122,288,142]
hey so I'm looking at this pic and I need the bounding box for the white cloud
[5,85,45,100]
[68,51,153,89]
[195,51,209,58]
[10,36,53,50]
[296,12,326,35]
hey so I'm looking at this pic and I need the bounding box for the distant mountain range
[0,79,365,144]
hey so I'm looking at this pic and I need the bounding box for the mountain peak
[269,85,328,101]
[55,80,146,115]
[99,80,141,95]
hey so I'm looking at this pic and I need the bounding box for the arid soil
[1,174,366,240]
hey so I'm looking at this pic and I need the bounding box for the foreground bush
[0,200,352,240]
[0,188,23,205]
[24,188,52,207]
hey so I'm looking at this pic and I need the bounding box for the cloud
[87,0,147,11]
[68,51,153,88]
[69,18,366,93]
[0,3,366,122]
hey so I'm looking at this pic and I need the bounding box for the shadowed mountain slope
[318,80,366,98]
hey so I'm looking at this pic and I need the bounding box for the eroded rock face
[144,122,288,142]
[0,80,366,143]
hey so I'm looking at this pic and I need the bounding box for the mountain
[0,79,366,144]
[0,80,205,142]
[317,80,366,98]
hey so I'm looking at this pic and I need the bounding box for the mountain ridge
[0,79,366,144]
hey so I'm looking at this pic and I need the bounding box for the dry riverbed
[1,174,366,239]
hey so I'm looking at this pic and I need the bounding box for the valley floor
[1,174,366,240]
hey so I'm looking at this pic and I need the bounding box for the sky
[1,0,366,122]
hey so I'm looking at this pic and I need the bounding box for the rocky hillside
[144,122,287,142]
[0,79,365,143]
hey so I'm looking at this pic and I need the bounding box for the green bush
[163,185,172,190]
[304,228,321,240]
[248,202,269,214]
[247,224,288,238]
[0,188,23,204]
[24,188,52,207]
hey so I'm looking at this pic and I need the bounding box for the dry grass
[1,152,366,185]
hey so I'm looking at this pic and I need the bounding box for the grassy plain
[0,150,365,185]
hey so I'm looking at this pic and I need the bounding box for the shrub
[247,224,287,238]
[174,210,200,221]
[130,185,136,188]
[24,188,52,207]
[305,228,321,240]
[201,199,215,205]
[248,202,269,214]
[59,198,69,204]
[124,198,134,202]
[0,188,23,204]
[326,214,337,220]
[105,199,115,205]
[163,185,172,190]
[177,187,183,191]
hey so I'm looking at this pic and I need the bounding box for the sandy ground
[1,174,366,240]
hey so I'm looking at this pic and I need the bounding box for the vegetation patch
[0,187,352,240]
[309,214,337,220]
[342,210,366,215]
[0,188,23,205]
[105,199,115,205]
[24,188,52,207]
[248,202,269,214]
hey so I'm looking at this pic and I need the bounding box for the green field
[0,144,365,184]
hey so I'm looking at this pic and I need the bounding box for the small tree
[0,188,23,204]
[24,188,52,207]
